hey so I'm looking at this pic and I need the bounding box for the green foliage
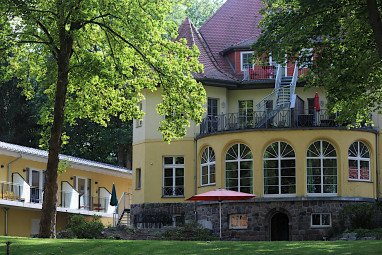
[253,0,382,126]
[170,0,225,28]
[338,203,382,231]
[66,215,104,239]
[160,221,218,241]
[352,228,382,238]
[0,0,206,143]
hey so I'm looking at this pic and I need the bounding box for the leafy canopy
[0,0,206,143]
[253,0,382,125]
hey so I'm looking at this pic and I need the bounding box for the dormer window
[241,51,254,71]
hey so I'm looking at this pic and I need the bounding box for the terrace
[198,108,372,138]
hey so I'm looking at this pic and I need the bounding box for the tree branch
[85,20,166,77]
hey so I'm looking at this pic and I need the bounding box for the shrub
[338,203,382,232]
[159,221,218,241]
[66,215,104,239]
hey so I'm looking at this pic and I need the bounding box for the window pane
[240,178,251,187]
[175,157,184,164]
[240,161,252,170]
[202,166,208,176]
[210,173,216,183]
[264,186,278,194]
[281,177,295,185]
[264,168,278,177]
[164,157,173,165]
[202,175,208,185]
[164,178,173,187]
[322,214,330,225]
[231,215,239,227]
[264,160,278,168]
[281,185,296,194]
[226,170,238,178]
[164,168,173,177]
[240,215,248,227]
[264,177,278,185]
[281,159,295,168]
[226,162,238,171]
[312,214,320,225]
[175,168,184,177]
[281,168,295,176]
[175,177,184,186]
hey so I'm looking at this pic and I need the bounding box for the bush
[338,203,382,232]
[66,215,104,239]
[159,221,218,241]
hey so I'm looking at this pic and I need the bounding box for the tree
[253,0,382,125]
[171,0,225,28]
[0,0,205,238]
[60,118,133,167]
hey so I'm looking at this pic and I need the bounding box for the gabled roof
[177,18,236,82]
[0,141,132,176]
[198,0,263,74]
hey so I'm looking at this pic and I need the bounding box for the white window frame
[229,214,248,229]
[28,168,45,203]
[348,141,370,181]
[200,147,216,186]
[75,176,91,209]
[225,143,253,193]
[307,140,338,196]
[163,156,185,197]
[240,51,254,71]
[136,102,143,127]
[263,141,296,197]
[311,213,331,228]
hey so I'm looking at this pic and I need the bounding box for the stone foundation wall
[130,198,373,241]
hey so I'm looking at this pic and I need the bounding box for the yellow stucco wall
[133,129,378,203]
[0,152,131,237]
[0,208,68,237]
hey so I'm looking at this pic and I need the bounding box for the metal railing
[162,186,184,197]
[0,181,24,201]
[243,63,277,80]
[113,192,132,227]
[199,109,372,136]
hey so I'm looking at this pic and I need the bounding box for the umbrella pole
[219,201,222,239]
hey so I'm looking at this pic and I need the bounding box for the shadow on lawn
[1,237,382,255]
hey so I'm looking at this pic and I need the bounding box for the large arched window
[225,143,253,193]
[201,147,216,186]
[264,141,296,196]
[307,140,337,195]
[348,141,370,181]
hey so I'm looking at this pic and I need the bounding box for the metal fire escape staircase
[113,192,131,227]
[255,63,299,128]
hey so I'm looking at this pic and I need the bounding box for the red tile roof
[177,0,263,82]
[199,0,263,74]
[177,18,236,81]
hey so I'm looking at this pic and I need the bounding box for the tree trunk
[367,0,382,59]
[117,117,125,167]
[39,27,73,238]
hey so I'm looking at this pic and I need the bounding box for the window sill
[229,227,248,230]
[162,196,185,198]
[307,193,337,197]
[199,184,216,188]
[135,188,141,190]
[310,225,331,228]
[348,179,372,183]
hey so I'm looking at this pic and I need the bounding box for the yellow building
[131,0,381,241]
[0,142,132,237]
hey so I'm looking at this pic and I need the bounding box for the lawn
[1,236,382,255]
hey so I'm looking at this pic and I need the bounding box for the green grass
[1,236,382,255]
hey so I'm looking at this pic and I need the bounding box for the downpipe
[377,132,380,201]
[7,152,23,187]
[194,137,198,221]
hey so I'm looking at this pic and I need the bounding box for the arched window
[348,141,370,181]
[307,140,337,195]
[225,143,253,193]
[264,141,296,195]
[201,147,216,185]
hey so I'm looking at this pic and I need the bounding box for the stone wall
[130,198,374,241]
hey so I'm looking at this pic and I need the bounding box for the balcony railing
[1,180,115,214]
[162,186,184,197]
[243,63,308,81]
[199,109,372,137]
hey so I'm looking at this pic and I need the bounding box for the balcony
[242,63,308,81]
[198,109,372,137]
[0,177,115,215]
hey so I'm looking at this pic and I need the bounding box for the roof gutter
[8,152,22,184]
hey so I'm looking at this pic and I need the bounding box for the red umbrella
[187,189,256,239]
[314,92,320,111]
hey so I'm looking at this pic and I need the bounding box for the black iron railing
[162,186,184,197]
[199,109,372,136]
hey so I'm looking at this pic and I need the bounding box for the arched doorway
[270,212,289,241]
